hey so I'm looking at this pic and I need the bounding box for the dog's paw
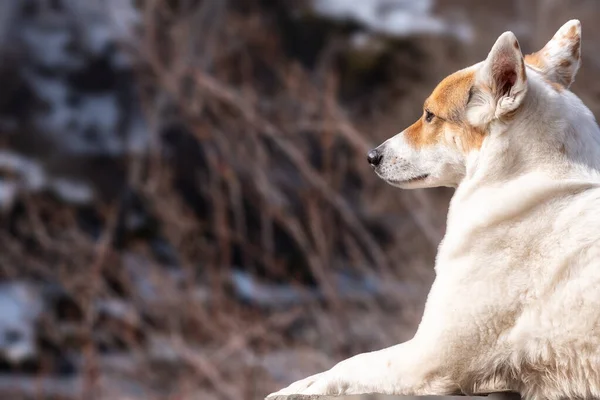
[265,352,378,399]
[266,371,340,399]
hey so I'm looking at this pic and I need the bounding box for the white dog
[267,20,600,400]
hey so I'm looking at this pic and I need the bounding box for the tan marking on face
[427,69,476,112]
[404,69,484,153]
[448,124,486,153]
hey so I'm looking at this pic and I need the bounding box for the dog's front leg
[265,338,459,398]
[266,265,521,399]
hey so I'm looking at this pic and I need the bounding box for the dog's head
[368,20,582,188]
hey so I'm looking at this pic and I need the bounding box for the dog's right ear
[525,19,581,88]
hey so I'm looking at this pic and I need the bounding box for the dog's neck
[441,75,600,260]
[461,72,600,190]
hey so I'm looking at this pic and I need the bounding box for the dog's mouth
[390,174,430,184]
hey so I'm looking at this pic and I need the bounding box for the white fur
[266,20,600,400]
[377,131,466,189]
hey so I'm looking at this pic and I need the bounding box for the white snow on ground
[0,283,43,363]
[14,1,148,157]
[312,0,473,42]
[0,150,94,207]
[0,151,45,191]
[105,0,141,46]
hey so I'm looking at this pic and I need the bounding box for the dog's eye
[425,110,435,123]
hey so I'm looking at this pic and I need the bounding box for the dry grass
[0,1,445,398]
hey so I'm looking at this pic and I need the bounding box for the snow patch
[50,178,94,205]
[0,150,94,207]
[0,282,43,363]
[312,0,473,42]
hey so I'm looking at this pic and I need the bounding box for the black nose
[367,149,383,166]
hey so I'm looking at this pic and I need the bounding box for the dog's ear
[468,32,527,126]
[525,19,581,88]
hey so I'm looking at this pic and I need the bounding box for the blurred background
[0,0,598,399]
